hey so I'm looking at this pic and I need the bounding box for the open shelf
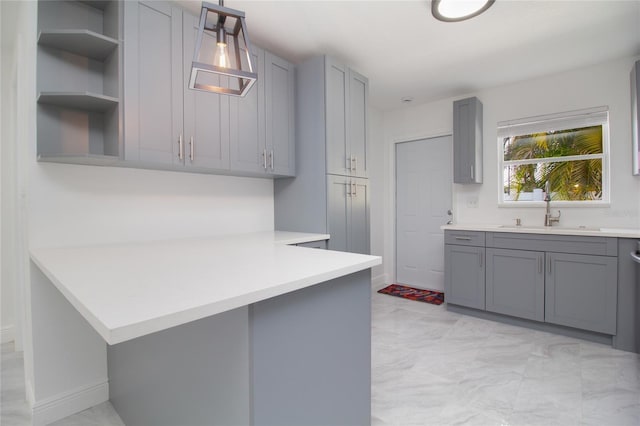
[37,0,122,166]
[37,153,121,166]
[38,92,119,112]
[38,30,118,60]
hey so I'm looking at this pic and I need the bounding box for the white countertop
[442,224,640,238]
[30,231,380,345]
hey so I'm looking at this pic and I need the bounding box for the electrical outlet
[466,196,479,208]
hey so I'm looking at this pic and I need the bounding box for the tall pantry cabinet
[275,56,370,254]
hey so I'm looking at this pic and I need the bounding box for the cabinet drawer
[486,232,617,256]
[445,230,485,247]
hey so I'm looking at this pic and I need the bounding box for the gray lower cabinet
[444,244,485,310]
[486,248,544,321]
[444,230,621,338]
[545,252,617,334]
[327,175,370,254]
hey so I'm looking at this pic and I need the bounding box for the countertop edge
[441,224,640,239]
[108,256,380,345]
[30,231,379,345]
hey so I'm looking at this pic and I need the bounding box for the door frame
[391,132,453,286]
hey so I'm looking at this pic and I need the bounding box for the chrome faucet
[544,181,561,227]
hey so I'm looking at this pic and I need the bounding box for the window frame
[497,107,610,207]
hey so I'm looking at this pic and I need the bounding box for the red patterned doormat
[377,284,445,305]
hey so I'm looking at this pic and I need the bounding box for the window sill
[498,200,611,208]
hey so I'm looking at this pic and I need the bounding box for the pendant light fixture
[189,0,257,97]
[432,0,495,22]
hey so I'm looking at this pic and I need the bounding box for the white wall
[368,106,386,287]
[28,165,274,248]
[6,0,275,419]
[379,56,640,285]
[1,0,19,346]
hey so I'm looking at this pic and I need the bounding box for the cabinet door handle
[346,182,352,197]
[470,164,474,180]
[269,150,274,170]
[352,182,357,198]
[479,251,483,267]
[346,156,352,172]
[538,256,543,274]
[189,136,194,161]
[548,256,552,274]
[455,236,472,241]
[352,156,357,172]
[262,149,267,170]
[178,135,184,160]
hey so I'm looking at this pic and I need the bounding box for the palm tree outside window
[498,107,610,204]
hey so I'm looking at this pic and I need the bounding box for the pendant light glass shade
[189,1,257,97]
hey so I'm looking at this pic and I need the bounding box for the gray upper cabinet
[545,252,617,334]
[230,49,295,177]
[183,12,230,170]
[265,52,295,177]
[486,248,544,321]
[325,57,369,178]
[453,97,483,184]
[229,47,266,175]
[122,2,294,177]
[124,1,183,166]
[37,0,122,164]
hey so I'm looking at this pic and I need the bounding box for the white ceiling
[179,1,640,111]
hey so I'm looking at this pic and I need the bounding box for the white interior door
[396,136,452,291]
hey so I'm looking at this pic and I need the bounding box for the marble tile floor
[2,292,640,425]
[371,292,640,426]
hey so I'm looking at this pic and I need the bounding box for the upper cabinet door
[325,58,349,176]
[182,12,230,170]
[453,96,483,184]
[325,57,369,178]
[124,1,183,165]
[229,47,266,174]
[348,69,369,178]
[265,52,295,177]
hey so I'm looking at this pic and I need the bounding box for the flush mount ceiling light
[432,0,495,22]
[189,0,257,97]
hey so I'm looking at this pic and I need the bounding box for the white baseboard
[372,273,389,291]
[1,325,15,344]
[31,379,109,426]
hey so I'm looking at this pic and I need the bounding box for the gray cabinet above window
[453,97,483,184]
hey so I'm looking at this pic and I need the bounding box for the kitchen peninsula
[29,231,381,425]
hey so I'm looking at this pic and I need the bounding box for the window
[498,107,609,204]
